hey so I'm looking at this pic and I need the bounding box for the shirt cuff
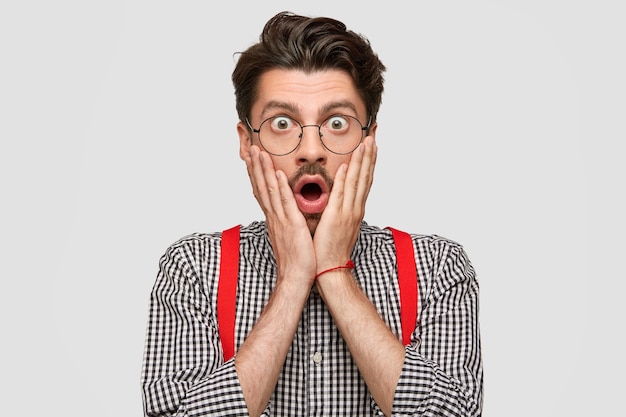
[390,348,475,416]
[179,359,252,416]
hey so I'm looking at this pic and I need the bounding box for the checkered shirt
[141,221,483,416]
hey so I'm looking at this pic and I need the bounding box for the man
[141,11,483,417]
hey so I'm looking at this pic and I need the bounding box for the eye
[325,115,349,132]
[270,116,296,131]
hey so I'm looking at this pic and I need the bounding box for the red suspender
[217,225,240,362]
[217,226,419,361]
[387,227,419,346]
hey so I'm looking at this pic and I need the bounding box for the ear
[368,121,378,138]
[237,121,252,161]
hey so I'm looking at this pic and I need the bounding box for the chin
[304,213,321,236]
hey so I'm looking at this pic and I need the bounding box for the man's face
[238,68,376,233]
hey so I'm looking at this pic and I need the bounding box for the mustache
[288,163,334,190]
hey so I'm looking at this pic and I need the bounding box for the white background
[1,1,623,415]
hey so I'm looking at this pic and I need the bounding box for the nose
[295,125,326,164]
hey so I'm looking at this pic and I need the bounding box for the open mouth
[292,175,330,214]
[300,182,323,201]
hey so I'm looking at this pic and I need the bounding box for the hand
[313,136,377,272]
[244,145,316,286]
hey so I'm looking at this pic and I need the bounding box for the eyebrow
[260,101,300,119]
[320,100,358,117]
[259,100,360,120]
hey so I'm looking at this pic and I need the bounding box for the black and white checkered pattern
[141,221,483,416]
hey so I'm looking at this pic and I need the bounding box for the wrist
[275,271,315,297]
[314,267,358,299]
[315,260,355,280]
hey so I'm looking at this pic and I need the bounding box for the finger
[258,150,287,218]
[353,136,377,207]
[341,137,367,208]
[275,169,303,219]
[247,146,275,216]
[244,146,263,200]
[326,163,348,210]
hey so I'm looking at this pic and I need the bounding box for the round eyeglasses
[246,114,371,156]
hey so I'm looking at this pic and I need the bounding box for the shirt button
[312,351,323,365]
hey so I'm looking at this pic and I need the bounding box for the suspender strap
[387,227,419,346]
[217,225,240,362]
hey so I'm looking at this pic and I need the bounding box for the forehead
[252,69,366,120]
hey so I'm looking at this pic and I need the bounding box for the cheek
[268,157,291,175]
[329,156,352,176]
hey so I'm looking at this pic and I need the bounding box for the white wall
[1,1,623,415]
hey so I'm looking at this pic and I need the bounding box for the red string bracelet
[315,260,355,279]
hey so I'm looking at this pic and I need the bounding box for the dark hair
[232,11,386,125]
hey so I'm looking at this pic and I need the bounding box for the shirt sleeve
[391,238,483,416]
[140,239,254,417]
